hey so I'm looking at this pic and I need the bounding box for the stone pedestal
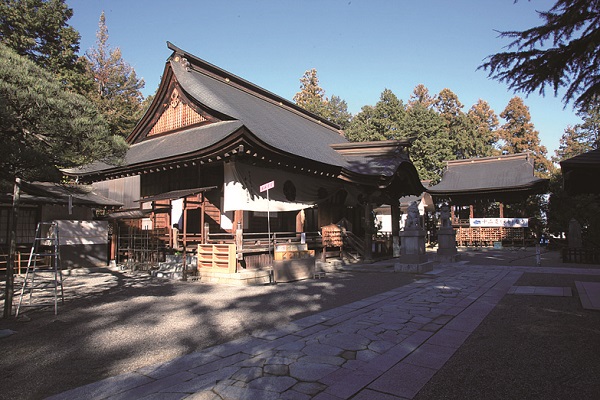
[436,227,460,263]
[436,227,460,262]
[395,227,433,273]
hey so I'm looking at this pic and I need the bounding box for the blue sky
[68,0,580,156]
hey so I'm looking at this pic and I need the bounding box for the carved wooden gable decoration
[147,86,214,137]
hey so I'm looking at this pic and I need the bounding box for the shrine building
[64,43,424,279]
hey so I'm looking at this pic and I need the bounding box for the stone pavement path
[46,263,599,400]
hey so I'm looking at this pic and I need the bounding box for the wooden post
[364,202,373,262]
[3,178,20,318]
[390,200,401,257]
[200,193,206,244]
[182,198,188,281]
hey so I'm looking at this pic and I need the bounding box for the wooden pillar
[200,193,206,244]
[364,202,373,262]
[295,209,305,234]
[390,200,401,257]
[499,202,504,218]
[110,220,118,261]
[182,198,188,281]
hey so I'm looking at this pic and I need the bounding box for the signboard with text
[470,218,529,228]
[260,180,275,193]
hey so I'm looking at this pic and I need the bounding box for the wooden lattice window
[148,89,207,136]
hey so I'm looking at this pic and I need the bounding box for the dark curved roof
[560,148,600,195]
[169,50,349,168]
[64,43,425,196]
[428,153,548,202]
[65,121,243,175]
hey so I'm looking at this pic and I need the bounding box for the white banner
[223,161,353,212]
[470,218,529,228]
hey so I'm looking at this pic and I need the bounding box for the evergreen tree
[0,0,91,92]
[85,12,145,137]
[322,95,352,130]
[481,0,600,112]
[498,96,552,176]
[345,89,405,142]
[0,43,127,183]
[344,105,380,142]
[554,125,595,162]
[466,99,500,158]
[400,103,452,183]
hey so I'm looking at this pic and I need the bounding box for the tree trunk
[3,178,21,318]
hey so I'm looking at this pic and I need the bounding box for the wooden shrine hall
[427,153,548,247]
[64,42,424,278]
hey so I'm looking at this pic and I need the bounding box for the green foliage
[85,12,145,137]
[401,103,453,183]
[481,0,600,113]
[345,89,405,142]
[0,43,127,183]
[0,0,90,92]
[322,95,352,129]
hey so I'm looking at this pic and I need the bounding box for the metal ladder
[15,222,64,316]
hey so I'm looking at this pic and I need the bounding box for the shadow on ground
[0,267,416,399]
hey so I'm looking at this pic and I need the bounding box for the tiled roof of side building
[428,153,548,194]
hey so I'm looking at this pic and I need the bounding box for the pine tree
[0,43,127,183]
[0,0,92,92]
[498,96,552,176]
[85,12,145,137]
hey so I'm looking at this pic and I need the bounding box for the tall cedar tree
[467,99,500,158]
[408,84,436,109]
[498,96,552,177]
[481,0,600,112]
[85,12,145,137]
[0,0,92,93]
[345,89,405,142]
[293,68,327,116]
[293,68,351,129]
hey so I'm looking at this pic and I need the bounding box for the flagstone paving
[47,262,600,400]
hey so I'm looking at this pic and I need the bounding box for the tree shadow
[0,267,416,399]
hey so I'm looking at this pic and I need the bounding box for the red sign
[260,180,275,192]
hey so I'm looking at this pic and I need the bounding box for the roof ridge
[167,42,341,132]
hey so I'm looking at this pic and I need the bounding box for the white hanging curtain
[223,161,346,212]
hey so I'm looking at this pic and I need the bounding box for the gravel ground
[0,266,416,400]
[414,271,600,400]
